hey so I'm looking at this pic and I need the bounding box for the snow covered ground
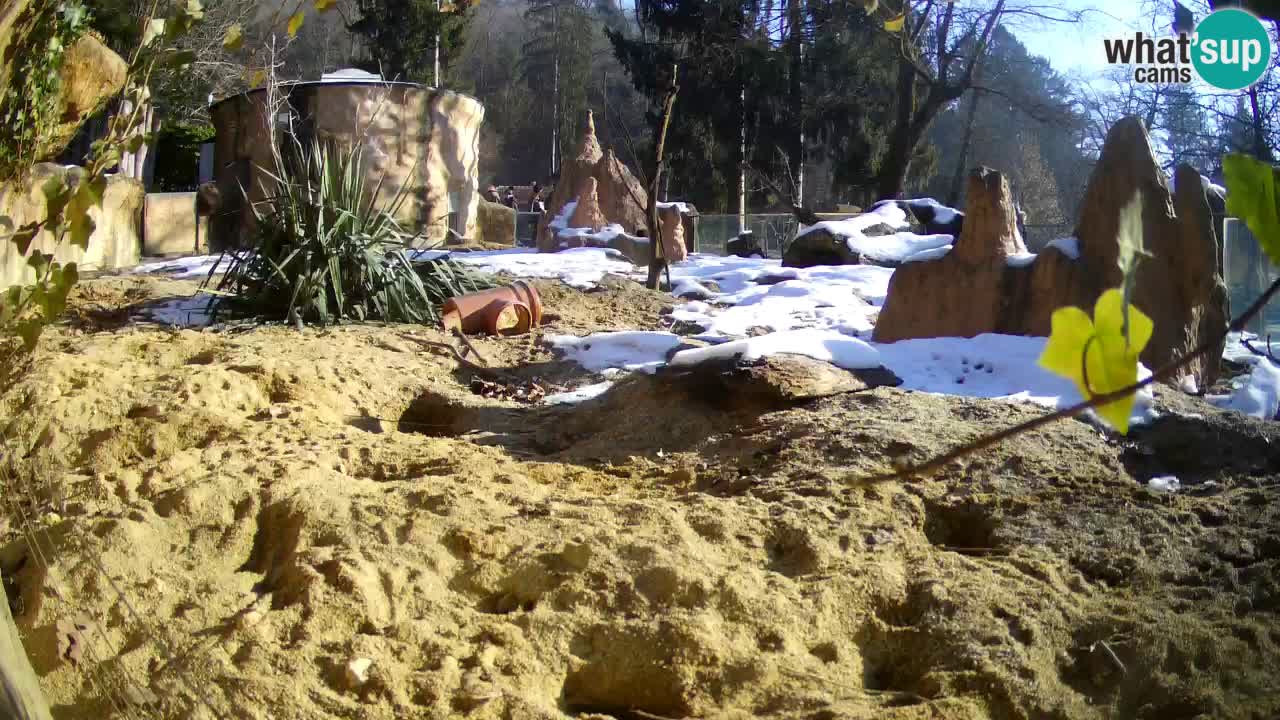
[121,229,1273,426]
[1209,333,1280,420]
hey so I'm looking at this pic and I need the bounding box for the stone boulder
[659,204,690,263]
[783,229,861,268]
[727,232,763,258]
[474,199,516,246]
[51,34,127,155]
[873,116,1228,389]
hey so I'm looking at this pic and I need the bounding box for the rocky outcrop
[474,199,516,246]
[783,229,863,268]
[783,221,905,269]
[51,34,127,156]
[873,117,1228,389]
[659,204,689,263]
[568,177,607,232]
[1,164,143,290]
[595,150,648,235]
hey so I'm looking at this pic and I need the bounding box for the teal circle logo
[1192,9,1272,90]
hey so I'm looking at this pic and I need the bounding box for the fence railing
[694,214,799,258]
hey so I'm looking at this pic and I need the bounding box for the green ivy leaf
[142,18,166,46]
[67,182,98,250]
[1223,154,1280,266]
[7,222,40,255]
[27,251,51,274]
[42,174,71,227]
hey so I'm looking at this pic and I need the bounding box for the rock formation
[537,111,651,253]
[873,116,1228,389]
[1,164,143,290]
[473,198,517,246]
[52,34,127,155]
[659,204,689,263]
[568,177,608,231]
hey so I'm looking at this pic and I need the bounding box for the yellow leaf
[884,12,906,32]
[314,0,336,10]
[1038,289,1152,434]
[248,68,267,88]
[287,11,305,38]
[223,23,243,51]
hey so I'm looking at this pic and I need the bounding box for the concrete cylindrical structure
[207,80,485,251]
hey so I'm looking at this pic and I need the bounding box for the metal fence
[694,214,800,258]
[1224,218,1279,338]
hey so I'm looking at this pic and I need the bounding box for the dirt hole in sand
[396,390,470,437]
[922,498,1003,556]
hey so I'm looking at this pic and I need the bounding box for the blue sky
[1009,1,1147,79]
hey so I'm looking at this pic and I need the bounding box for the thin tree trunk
[646,64,680,290]
[1248,85,1273,161]
[876,58,920,200]
[1,572,52,720]
[787,0,805,205]
[946,90,982,206]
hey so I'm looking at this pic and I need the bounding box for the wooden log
[0,571,52,720]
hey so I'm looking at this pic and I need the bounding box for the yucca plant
[206,137,494,327]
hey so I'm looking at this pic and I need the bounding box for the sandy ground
[1,273,1279,720]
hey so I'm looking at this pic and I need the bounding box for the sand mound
[0,274,1278,719]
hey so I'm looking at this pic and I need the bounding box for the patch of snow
[903,245,954,264]
[1046,237,1081,259]
[875,334,1156,425]
[1147,476,1181,492]
[544,380,615,404]
[1207,356,1280,420]
[548,201,577,232]
[450,247,636,289]
[1200,174,1227,197]
[906,197,959,224]
[548,331,682,374]
[1180,375,1200,395]
[657,201,693,214]
[1005,251,1038,268]
[668,328,881,370]
[131,255,225,278]
[848,232,954,265]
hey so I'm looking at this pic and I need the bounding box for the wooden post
[0,571,52,720]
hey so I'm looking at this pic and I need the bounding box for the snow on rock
[450,247,636,289]
[548,331,682,373]
[1046,237,1081,259]
[1148,476,1181,492]
[662,254,892,341]
[668,329,881,371]
[657,201,693,214]
[905,197,960,224]
[904,246,954,264]
[796,203,955,265]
